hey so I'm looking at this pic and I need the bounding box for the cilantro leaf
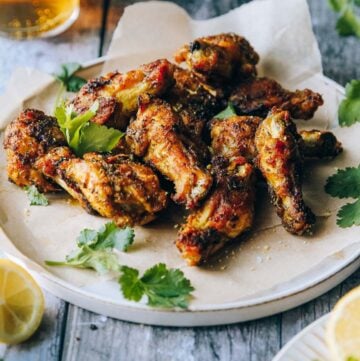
[24,185,49,206]
[77,122,123,157]
[77,222,135,252]
[328,0,347,12]
[119,266,144,302]
[45,222,134,273]
[337,198,360,227]
[328,0,360,38]
[336,7,360,37]
[339,80,360,127]
[54,62,87,92]
[325,165,360,198]
[46,226,195,309]
[214,102,237,119]
[46,246,120,274]
[54,102,123,156]
[119,263,194,308]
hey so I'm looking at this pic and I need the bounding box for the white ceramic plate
[273,314,331,361]
[0,58,359,326]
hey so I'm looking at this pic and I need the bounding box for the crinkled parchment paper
[0,0,359,308]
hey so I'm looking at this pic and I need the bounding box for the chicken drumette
[36,148,167,226]
[71,59,175,131]
[176,117,257,266]
[229,77,324,120]
[211,115,342,162]
[254,108,315,235]
[126,96,212,209]
[299,129,342,159]
[175,33,259,83]
[3,109,67,192]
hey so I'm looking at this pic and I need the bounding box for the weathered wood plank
[0,292,67,361]
[61,306,281,361]
[0,0,104,93]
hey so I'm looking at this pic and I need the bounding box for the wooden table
[0,1,359,359]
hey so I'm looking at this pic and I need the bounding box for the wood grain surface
[0,0,359,360]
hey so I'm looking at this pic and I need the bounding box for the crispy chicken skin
[165,66,224,138]
[230,77,324,120]
[299,129,343,159]
[35,147,167,226]
[211,115,262,161]
[126,96,212,209]
[177,115,258,266]
[174,33,259,83]
[176,156,255,266]
[255,108,315,235]
[211,115,342,161]
[71,59,175,130]
[3,109,66,192]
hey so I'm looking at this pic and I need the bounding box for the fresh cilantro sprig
[54,62,87,92]
[214,102,237,119]
[325,165,360,227]
[338,80,360,126]
[45,223,194,308]
[54,101,123,157]
[45,222,134,273]
[120,264,194,308]
[24,185,49,206]
[328,0,360,37]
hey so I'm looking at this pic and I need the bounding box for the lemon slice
[0,259,44,344]
[326,285,360,361]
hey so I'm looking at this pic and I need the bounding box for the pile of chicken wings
[4,33,342,266]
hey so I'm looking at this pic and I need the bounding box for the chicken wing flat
[165,66,224,138]
[211,115,342,161]
[229,77,324,120]
[174,33,259,83]
[255,108,315,235]
[299,129,342,159]
[3,109,66,192]
[35,147,167,226]
[176,156,255,266]
[71,59,175,130]
[126,96,212,209]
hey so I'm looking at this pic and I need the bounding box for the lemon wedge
[326,285,360,361]
[0,259,44,344]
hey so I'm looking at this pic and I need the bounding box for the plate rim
[272,313,330,360]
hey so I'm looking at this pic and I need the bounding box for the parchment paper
[0,0,359,308]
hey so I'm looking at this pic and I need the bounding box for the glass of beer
[0,0,80,39]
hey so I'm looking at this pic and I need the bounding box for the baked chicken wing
[165,66,224,138]
[211,115,342,161]
[175,33,259,83]
[211,115,262,161]
[126,96,212,209]
[254,108,315,235]
[71,59,175,131]
[3,109,67,192]
[299,129,342,159]
[176,156,255,266]
[176,115,258,265]
[35,147,167,226]
[229,77,324,120]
